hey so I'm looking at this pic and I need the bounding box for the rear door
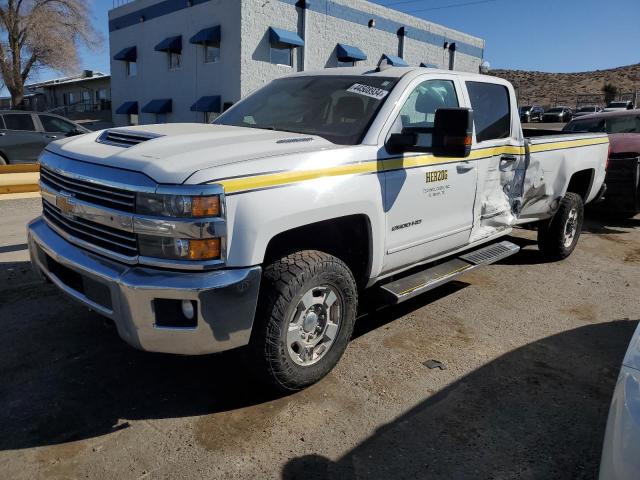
[382,76,478,271]
[1,113,47,163]
[463,80,526,241]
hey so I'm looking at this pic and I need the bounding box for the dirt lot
[1,197,639,480]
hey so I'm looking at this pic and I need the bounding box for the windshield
[548,108,564,113]
[520,106,532,112]
[578,107,596,112]
[563,115,640,134]
[214,76,399,145]
[607,102,627,108]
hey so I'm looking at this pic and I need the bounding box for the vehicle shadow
[583,211,640,235]
[0,261,469,452]
[281,319,638,480]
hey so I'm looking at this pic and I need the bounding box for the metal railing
[46,101,112,117]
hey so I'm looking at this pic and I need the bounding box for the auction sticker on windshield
[347,84,390,100]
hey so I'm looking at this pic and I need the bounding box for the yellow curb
[0,191,41,200]
[0,164,40,173]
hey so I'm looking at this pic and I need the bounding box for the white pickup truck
[27,66,609,390]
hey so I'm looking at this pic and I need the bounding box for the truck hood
[46,123,339,184]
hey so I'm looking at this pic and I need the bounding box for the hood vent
[276,137,314,144]
[97,129,164,148]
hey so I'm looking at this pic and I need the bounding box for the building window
[204,43,220,63]
[128,114,139,126]
[127,61,137,77]
[95,89,109,102]
[204,111,219,123]
[156,113,168,124]
[337,60,356,68]
[126,62,137,77]
[270,45,293,67]
[169,52,181,70]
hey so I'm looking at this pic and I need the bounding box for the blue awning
[269,27,304,48]
[115,101,138,115]
[141,99,172,114]
[113,46,137,62]
[337,44,367,62]
[190,26,221,45]
[381,54,409,67]
[155,36,182,53]
[191,96,221,113]
[420,62,438,68]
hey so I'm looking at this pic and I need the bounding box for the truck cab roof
[280,65,507,85]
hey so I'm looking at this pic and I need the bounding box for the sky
[20,0,640,86]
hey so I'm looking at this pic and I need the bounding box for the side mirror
[387,107,474,158]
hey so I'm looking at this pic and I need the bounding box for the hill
[490,63,640,109]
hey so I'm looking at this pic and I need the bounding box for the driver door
[37,114,84,146]
[382,77,477,273]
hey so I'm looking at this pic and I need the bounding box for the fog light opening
[181,299,195,320]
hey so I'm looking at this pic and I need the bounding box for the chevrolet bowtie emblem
[56,191,76,217]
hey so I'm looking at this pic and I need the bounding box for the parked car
[604,100,634,112]
[519,105,544,122]
[599,321,640,479]
[564,110,640,217]
[28,67,608,390]
[573,105,603,118]
[0,111,89,165]
[542,106,573,123]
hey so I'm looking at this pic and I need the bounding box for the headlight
[136,193,221,217]
[138,235,221,260]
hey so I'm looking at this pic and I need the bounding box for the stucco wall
[240,0,483,96]
[109,0,484,125]
[109,0,241,126]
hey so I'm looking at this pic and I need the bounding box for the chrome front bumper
[28,217,261,355]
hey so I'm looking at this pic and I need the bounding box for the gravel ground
[0,198,638,480]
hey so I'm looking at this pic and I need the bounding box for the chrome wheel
[563,208,578,248]
[287,285,342,366]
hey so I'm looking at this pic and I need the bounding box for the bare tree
[0,0,101,107]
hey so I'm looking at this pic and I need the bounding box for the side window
[466,81,511,142]
[39,115,77,134]
[390,79,459,148]
[3,113,36,131]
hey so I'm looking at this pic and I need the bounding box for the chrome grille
[40,166,136,212]
[42,201,138,258]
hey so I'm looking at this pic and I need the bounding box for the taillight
[606,143,611,171]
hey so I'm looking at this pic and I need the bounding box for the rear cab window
[3,113,36,131]
[466,81,511,143]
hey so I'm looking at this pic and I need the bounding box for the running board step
[379,241,520,304]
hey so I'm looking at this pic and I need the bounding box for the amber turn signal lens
[191,196,221,217]
[188,238,221,260]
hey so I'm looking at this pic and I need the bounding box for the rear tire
[250,250,358,391]
[537,192,584,260]
[0,154,7,166]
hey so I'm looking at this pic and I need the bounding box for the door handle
[45,135,58,139]
[0,132,5,136]
[501,155,518,162]
[457,162,475,173]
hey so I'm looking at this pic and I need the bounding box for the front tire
[537,192,584,260]
[250,250,358,391]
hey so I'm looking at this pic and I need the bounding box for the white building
[108,0,485,126]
